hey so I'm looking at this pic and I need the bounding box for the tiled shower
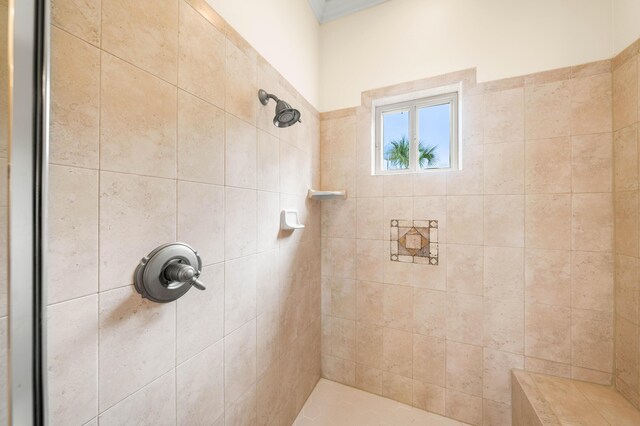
[43,0,640,425]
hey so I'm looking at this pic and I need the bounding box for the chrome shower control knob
[163,263,206,291]
[134,243,205,303]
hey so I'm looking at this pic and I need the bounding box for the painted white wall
[206,0,320,108]
[319,0,613,111]
[613,0,640,54]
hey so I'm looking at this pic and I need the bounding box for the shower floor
[294,379,468,425]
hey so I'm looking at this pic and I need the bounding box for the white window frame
[372,84,460,175]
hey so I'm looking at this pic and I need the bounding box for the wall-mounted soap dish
[308,189,347,200]
[281,209,305,230]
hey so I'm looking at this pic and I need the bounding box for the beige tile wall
[613,38,640,410]
[47,0,321,424]
[320,62,616,425]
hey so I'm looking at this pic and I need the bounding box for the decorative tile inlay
[390,219,438,265]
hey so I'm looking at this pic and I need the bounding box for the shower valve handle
[164,262,206,291]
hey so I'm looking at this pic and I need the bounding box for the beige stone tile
[384,174,414,197]
[256,364,280,426]
[413,288,446,338]
[184,0,225,32]
[483,348,524,404]
[52,0,101,45]
[330,238,356,279]
[99,371,175,426]
[383,284,413,331]
[446,195,483,245]
[321,198,356,238]
[321,315,331,355]
[355,322,383,369]
[383,197,413,236]
[383,255,413,287]
[484,195,524,247]
[225,385,257,426]
[321,157,357,198]
[613,56,638,131]
[483,399,512,426]
[525,194,571,249]
[355,364,383,395]
[412,381,446,415]
[446,341,482,396]
[571,60,611,78]
[323,114,357,160]
[102,0,177,83]
[356,280,384,326]
[225,113,257,189]
[614,190,639,257]
[383,328,412,377]
[357,169,384,198]
[615,316,639,390]
[571,72,612,135]
[461,94,484,146]
[331,317,355,361]
[525,80,571,139]
[414,171,447,196]
[225,319,257,407]
[47,295,98,425]
[615,255,639,324]
[177,90,225,185]
[321,355,355,386]
[257,308,279,378]
[356,239,384,283]
[414,196,447,242]
[225,39,257,125]
[178,1,225,107]
[177,264,224,363]
[99,172,176,291]
[225,255,257,335]
[446,145,484,195]
[571,309,613,373]
[525,303,571,363]
[50,27,100,168]
[98,286,175,410]
[483,88,525,144]
[525,356,571,378]
[571,133,613,193]
[571,193,613,252]
[614,123,638,191]
[525,249,571,307]
[177,181,224,265]
[330,277,356,320]
[256,130,280,192]
[100,53,177,178]
[445,388,482,425]
[48,165,98,304]
[256,191,280,253]
[484,142,525,194]
[382,372,413,405]
[484,246,524,301]
[446,292,483,346]
[571,251,614,313]
[225,187,257,260]
[484,297,524,354]
[411,251,446,291]
[525,137,571,194]
[176,341,224,425]
[446,244,483,296]
[413,334,445,386]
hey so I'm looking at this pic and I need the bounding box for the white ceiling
[307,0,388,24]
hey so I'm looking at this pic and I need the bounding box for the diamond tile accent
[390,219,438,265]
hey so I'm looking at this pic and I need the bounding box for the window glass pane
[418,103,451,169]
[382,110,410,170]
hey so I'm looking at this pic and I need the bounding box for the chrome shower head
[258,89,301,128]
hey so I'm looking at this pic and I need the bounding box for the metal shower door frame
[9,0,49,424]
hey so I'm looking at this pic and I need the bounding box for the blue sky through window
[382,103,451,170]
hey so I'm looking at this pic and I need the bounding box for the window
[374,90,459,174]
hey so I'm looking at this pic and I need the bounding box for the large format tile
[98,286,176,410]
[100,53,177,178]
[51,0,101,45]
[47,295,98,425]
[102,0,178,83]
[99,172,176,291]
[48,165,98,303]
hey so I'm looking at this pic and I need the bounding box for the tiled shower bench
[512,370,640,425]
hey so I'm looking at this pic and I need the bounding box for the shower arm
[258,89,279,105]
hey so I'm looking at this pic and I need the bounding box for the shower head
[258,89,301,128]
